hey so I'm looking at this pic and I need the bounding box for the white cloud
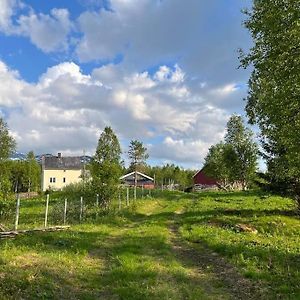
[0,2,73,52]
[0,0,18,32]
[17,8,73,52]
[76,0,207,64]
[0,60,235,167]
[151,136,212,165]
[0,61,26,107]
[1,0,251,87]
[0,0,255,168]
[210,83,239,97]
[75,0,251,86]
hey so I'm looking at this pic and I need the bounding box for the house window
[50,178,52,183]
[50,177,56,183]
[63,177,66,183]
[53,177,56,183]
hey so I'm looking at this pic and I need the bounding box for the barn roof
[43,156,82,170]
[120,171,154,181]
[192,167,205,178]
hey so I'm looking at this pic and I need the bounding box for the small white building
[41,153,83,191]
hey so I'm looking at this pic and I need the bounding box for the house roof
[192,167,205,178]
[120,171,154,181]
[43,156,82,170]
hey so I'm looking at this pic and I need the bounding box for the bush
[59,182,96,203]
[0,198,15,223]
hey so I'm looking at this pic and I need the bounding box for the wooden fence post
[126,188,129,206]
[63,198,67,225]
[118,190,121,211]
[134,186,137,202]
[44,194,49,228]
[80,196,83,222]
[14,194,20,231]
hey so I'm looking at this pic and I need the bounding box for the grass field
[0,190,299,299]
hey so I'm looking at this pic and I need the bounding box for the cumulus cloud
[0,61,26,107]
[76,0,251,85]
[0,0,255,169]
[1,0,251,86]
[0,1,73,52]
[150,137,213,165]
[76,0,204,63]
[17,8,73,52]
[0,0,19,32]
[0,60,236,167]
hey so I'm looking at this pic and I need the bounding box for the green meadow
[0,190,299,299]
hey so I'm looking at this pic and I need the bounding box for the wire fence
[0,187,158,231]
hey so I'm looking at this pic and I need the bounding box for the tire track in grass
[87,200,261,299]
[169,217,264,300]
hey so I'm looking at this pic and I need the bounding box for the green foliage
[128,140,149,172]
[0,170,12,200]
[204,142,234,188]
[225,115,258,189]
[24,151,41,192]
[204,115,258,190]
[240,1,300,206]
[0,117,16,161]
[0,117,16,199]
[143,164,194,190]
[60,182,91,200]
[91,126,122,208]
[7,152,41,193]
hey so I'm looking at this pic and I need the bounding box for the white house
[41,153,83,191]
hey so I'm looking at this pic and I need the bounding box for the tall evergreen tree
[128,140,149,187]
[240,1,300,205]
[92,127,122,208]
[128,140,149,172]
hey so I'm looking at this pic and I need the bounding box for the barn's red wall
[193,170,218,185]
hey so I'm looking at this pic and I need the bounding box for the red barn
[193,167,218,190]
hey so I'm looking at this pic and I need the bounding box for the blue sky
[0,0,254,169]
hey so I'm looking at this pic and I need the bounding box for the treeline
[0,118,40,199]
[6,152,41,193]
[241,2,300,209]
[1,119,40,199]
[136,164,194,190]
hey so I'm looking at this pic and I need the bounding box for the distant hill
[10,152,92,164]
[9,152,27,161]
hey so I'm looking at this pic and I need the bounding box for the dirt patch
[235,223,258,234]
[169,223,265,300]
